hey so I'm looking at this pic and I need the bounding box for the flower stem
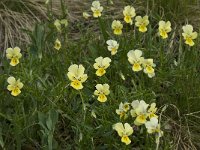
[79,91,86,122]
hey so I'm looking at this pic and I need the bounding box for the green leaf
[49,109,59,128]
[0,128,5,149]
[46,115,53,131]
[38,111,47,130]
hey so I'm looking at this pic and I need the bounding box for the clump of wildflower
[113,122,133,145]
[112,20,123,35]
[135,15,149,32]
[123,6,136,25]
[113,100,162,144]
[131,100,159,126]
[94,84,110,102]
[142,59,156,78]
[106,40,119,55]
[6,47,22,66]
[158,21,172,39]
[83,12,91,19]
[127,50,144,72]
[54,39,61,50]
[91,1,103,18]
[7,76,23,96]
[116,102,130,119]
[127,50,156,78]
[67,64,88,90]
[93,56,111,76]
[182,24,198,46]
[54,19,68,32]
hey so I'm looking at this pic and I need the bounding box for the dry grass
[159,104,199,150]
[0,0,61,56]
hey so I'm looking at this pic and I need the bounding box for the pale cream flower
[6,47,22,66]
[135,15,149,32]
[94,84,110,102]
[158,21,172,39]
[182,24,198,46]
[112,20,123,35]
[123,6,136,25]
[67,64,88,90]
[106,40,119,55]
[7,76,23,96]
[127,50,144,72]
[91,1,103,18]
[93,56,111,76]
[143,59,156,78]
[113,122,133,145]
[83,12,91,19]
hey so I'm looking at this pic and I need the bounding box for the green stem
[156,141,159,150]
[14,116,21,150]
[98,17,108,41]
[79,91,86,122]
[159,39,165,68]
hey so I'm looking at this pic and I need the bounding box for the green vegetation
[0,0,200,149]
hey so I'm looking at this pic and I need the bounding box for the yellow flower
[67,64,88,90]
[91,1,103,18]
[112,20,123,35]
[7,76,23,96]
[6,47,22,66]
[113,122,133,145]
[106,40,119,55]
[123,6,136,25]
[127,50,144,72]
[145,117,163,134]
[142,59,156,78]
[130,100,149,126]
[116,102,130,119]
[158,21,172,39]
[54,19,68,32]
[93,56,111,76]
[60,19,68,27]
[130,100,140,117]
[54,39,61,50]
[83,12,91,19]
[148,103,158,119]
[135,15,149,32]
[94,84,110,102]
[182,24,198,46]
[145,117,163,144]
[54,19,61,31]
